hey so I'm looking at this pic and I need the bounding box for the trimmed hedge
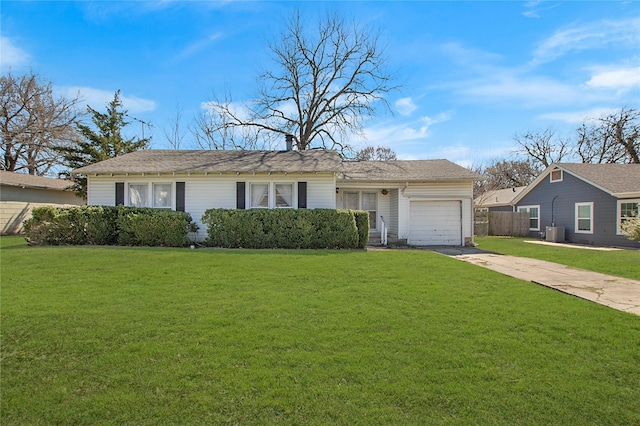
[23,206,193,247]
[201,208,369,249]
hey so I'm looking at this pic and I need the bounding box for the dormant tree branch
[198,11,397,152]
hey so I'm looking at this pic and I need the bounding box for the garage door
[409,201,462,245]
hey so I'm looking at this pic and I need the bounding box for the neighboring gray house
[474,186,526,212]
[511,163,640,248]
[74,149,482,246]
[0,170,85,235]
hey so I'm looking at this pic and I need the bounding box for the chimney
[285,134,294,151]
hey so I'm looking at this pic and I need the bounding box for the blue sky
[2,1,638,166]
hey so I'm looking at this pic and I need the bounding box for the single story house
[474,186,526,212]
[0,170,85,235]
[74,149,482,246]
[511,163,640,248]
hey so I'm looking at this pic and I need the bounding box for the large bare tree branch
[577,107,639,164]
[1,71,82,175]
[514,129,573,168]
[201,11,397,152]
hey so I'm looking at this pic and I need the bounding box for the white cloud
[176,33,223,61]
[353,111,453,149]
[585,66,640,90]
[395,97,417,116]
[522,1,561,19]
[459,74,583,107]
[200,100,252,121]
[522,11,540,19]
[538,107,620,124]
[532,18,640,64]
[0,36,30,70]
[59,87,156,113]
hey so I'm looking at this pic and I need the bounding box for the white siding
[307,175,337,209]
[88,179,117,206]
[86,173,337,241]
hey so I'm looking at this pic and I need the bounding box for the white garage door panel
[409,201,461,245]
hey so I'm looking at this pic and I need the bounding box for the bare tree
[483,159,540,188]
[204,11,397,152]
[163,105,188,150]
[191,99,264,150]
[514,129,573,168]
[577,107,639,164]
[1,71,82,175]
[473,159,540,200]
[355,145,397,160]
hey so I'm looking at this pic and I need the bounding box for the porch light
[381,189,389,195]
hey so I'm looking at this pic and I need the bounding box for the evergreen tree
[61,90,150,198]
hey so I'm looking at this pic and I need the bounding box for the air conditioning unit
[546,226,565,243]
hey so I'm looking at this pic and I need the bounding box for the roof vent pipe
[285,134,294,151]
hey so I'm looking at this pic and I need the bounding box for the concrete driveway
[447,252,640,316]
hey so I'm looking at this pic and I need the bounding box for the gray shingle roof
[475,186,526,207]
[73,150,482,182]
[0,170,73,191]
[340,159,482,182]
[73,150,344,174]
[558,163,640,195]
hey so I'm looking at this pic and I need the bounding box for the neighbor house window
[153,183,172,208]
[617,199,639,235]
[275,183,293,208]
[129,184,148,207]
[550,169,563,183]
[250,183,269,208]
[575,202,594,234]
[517,205,540,231]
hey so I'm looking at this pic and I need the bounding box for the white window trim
[550,169,563,183]
[274,182,295,209]
[248,181,296,209]
[128,182,149,208]
[517,205,540,231]
[575,202,594,234]
[152,182,173,209]
[617,199,640,235]
[249,182,270,209]
[341,190,378,231]
[126,182,176,209]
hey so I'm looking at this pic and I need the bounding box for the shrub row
[201,208,369,249]
[23,206,193,247]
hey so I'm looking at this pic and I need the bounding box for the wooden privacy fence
[474,211,530,237]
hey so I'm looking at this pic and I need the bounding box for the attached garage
[409,200,462,245]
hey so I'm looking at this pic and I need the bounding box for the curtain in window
[275,184,293,207]
[251,184,269,208]
[154,184,171,208]
[129,185,147,207]
[343,192,359,210]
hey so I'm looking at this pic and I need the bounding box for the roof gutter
[612,192,640,198]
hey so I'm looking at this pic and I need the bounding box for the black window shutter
[115,182,125,206]
[176,182,186,212]
[298,182,307,209]
[236,182,246,209]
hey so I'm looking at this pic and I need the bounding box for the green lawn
[474,236,640,280]
[2,236,639,425]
